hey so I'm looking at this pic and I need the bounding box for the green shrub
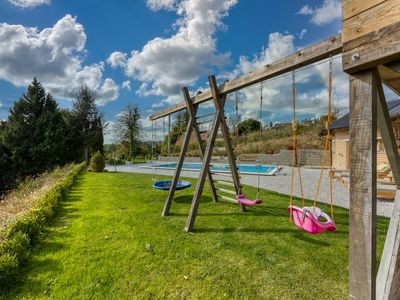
[0,232,30,263]
[0,253,18,284]
[89,151,105,172]
[0,162,85,288]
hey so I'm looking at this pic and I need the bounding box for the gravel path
[106,163,394,217]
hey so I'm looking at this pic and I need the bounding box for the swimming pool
[142,162,279,176]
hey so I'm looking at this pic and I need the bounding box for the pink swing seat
[236,194,262,206]
[288,205,336,234]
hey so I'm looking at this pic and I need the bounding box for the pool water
[144,162,278,175]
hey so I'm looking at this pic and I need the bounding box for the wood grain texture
[150,34,342,120]
[379,64,400,96]
[343,21,400,73]
[376,71,400,300]
[349,69,377,300]
[342,0,386,21]
[343,0,400,43]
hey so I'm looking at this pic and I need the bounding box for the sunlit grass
[2,172,389,299]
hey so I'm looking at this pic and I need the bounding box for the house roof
[331,99,400,130]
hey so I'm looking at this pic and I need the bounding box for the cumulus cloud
[122,80,131,91]
[118,0,236,106]
[298,29,307,39]
[107,51,127,69]
[223,32,348,123]
[298,0,341,26]
[8,0,50,8]
[146,0,177,11]
[0,15,119,105]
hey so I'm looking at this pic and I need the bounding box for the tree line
[0,79,104,192]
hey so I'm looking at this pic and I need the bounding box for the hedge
[0,162,86,288]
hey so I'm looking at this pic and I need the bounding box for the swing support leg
[185,75,244,232]
[182,87,218,203]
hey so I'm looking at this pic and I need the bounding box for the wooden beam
[343,21,400,73]
[376,72,400,186]
[375,70,400,300]
[377,190,400,300]
[182,87,218,202]
[342,0,400,42]
[208,76,245,212]
[349,69,377,300]
[162,99,194,216]
[185,92,224,232]
[342,0,386,21]
[150,33,342,120]
[379,63,400,96]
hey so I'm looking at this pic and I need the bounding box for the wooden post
[349,69,377,300]
[182,87,218,202]
[208,76,245,212]
[185,76,244,232]
[375,70,400,300]
[162,102,196,216]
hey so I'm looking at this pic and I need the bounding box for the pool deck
[106,163,394,217]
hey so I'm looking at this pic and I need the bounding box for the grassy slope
[2,172,389,299]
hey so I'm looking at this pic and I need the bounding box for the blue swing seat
[152,180,192,191]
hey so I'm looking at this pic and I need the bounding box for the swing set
[149,53,338,234]
[147,4,400,297]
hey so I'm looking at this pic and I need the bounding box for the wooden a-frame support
[162,88,218,216]
[185,76,244,232]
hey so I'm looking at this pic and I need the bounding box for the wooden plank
[342,0,386,21]
[379,64,400,96]
[349,69,378,300]
[215,187,237,196]
[208,76,245,212]
[185,93,225,232]
[182,87,218,202]
[150,33,342,120]
[217,195,238,204]
[343,0,400,43]
[343,21,400,73]
[162,104,194,216]
[377,190,400,299]
[376,70,400,300]
[376,72,400,186]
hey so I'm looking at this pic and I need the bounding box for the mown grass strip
[0,163,86,288]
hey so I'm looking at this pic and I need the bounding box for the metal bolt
[351,53,361,61]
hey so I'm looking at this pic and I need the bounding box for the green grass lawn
[1,172,389,299]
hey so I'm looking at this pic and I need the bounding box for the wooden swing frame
[150,2,400,297]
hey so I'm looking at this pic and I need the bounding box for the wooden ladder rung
[215,187,237,195]
[196,112,215,119]
[217,195,238,203]
[214,180,236,187]
[197,119,214,126]
[215,137,224,142]
[215,147,226,152]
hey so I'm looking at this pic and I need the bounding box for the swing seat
[152,180,191,191]
[236,194,262,206]
[288,205,336,234]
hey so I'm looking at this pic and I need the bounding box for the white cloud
[0,15,119,105]
[122,80,131,91]
[121,0,236,99]
[146,0,177,11]
[298,0,341,26]
[298,28,307,39]
[107,51,127,69]
[224,32,349,122]
[8,0,50,8]
[0,101,3,107]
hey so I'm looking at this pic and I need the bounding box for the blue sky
[0,0,361,141]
